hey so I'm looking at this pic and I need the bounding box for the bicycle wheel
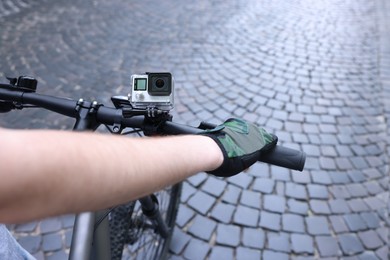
[109,182,182,260]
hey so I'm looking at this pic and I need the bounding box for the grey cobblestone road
[0,0,389,259]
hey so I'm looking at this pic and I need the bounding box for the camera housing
[129,72,174,111]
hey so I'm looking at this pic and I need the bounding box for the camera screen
[134,78,147,91]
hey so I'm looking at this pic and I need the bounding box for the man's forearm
[0,129,223,223]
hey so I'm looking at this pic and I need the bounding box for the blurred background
[0,0,389,259]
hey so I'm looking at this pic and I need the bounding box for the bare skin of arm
[0,128,223,223]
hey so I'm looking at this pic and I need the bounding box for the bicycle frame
[68,103,171,260]
[68,112,111,260]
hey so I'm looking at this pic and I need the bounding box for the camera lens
[147,73,172,96]
[155,79,165,88]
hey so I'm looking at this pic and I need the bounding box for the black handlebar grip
[259,146,306,171]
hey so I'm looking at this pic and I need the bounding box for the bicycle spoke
[113,184,181,260]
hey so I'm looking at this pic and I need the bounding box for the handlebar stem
[73,99,101,131]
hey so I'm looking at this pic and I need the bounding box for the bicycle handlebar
[0,86,306,171]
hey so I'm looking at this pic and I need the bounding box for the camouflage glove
[200,118,277,177]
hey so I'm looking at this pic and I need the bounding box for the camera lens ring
[155,79,165,88]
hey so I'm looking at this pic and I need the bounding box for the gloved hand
[200,118,277,177]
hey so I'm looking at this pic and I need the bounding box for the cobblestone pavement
[0,0,389,259]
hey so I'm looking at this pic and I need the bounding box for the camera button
[136,93,144,101]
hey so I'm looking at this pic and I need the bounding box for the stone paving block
[221,184,242,205]
[210,201,235,224]
[259,211,281,231]
[378,177,388,192]
[364,196,386,211]
[348,198,370,212]
[321,145,338,157]
[336,145,354,157]
[247,162,270,178]
[227,174,253,189]
[262,250,289,260]
[270,166,291,181]
[307,184,329,199]
[263,195,286,213]
[273,110,288,121]
[363,168,386,182]
[181,182,197,203]
[356,251,380,260]
[276,181,285,196]
[310,199,331,214]
[240,190,261,208]
[343,214,368,232]
[357,230,384,250]
[310,171,332,185]
[46,251,68,260]
[39,218,63,234]
[350,157,369,169]
[285,182,307,200]
[18,235,42,254]
[208,246,234,260]
[291,256,321,260]
[329,185,351,199]
[303,124,320,135]
[291,233,314,254]
[350,144,367,156]
[15,222,38,233]
[216,223,240,247]
[375,246,389,260]
[301,144,320,158]
[277,131,293,143]
[291,171,311,184]
[292,132,309,143]
[242,227,265,249]
[187,190,216,215]
[267,232,290,252]
[252,178,275,194]
[338,233,365,255]
[183,238,210,260]
[60,215,75,229]
[214,108,231,121]
[287,199,309,215]
[329,199,351,214]
[306,216,331,235]
[360,212,380,231]
[187,173,208,187]
[329,216,349,234]
[236,247,261,260]
[169,228,191,255]
[32,251,44,260]
[376,227,387,244]
[319,157,337,170]
[176,204,195,228]
[201,176,227,197]
[306,114,321,124]
[42,233,63,252]
[315,236,340,257]
[364,181,384,195]
[233,205,259,227]
[284,122,303,134]
[267,118,284,131]
[187,215,217,241]
[282,214,305,233]
[64,229,72,248]
[328,171,351,184]
[346,183,369,198]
